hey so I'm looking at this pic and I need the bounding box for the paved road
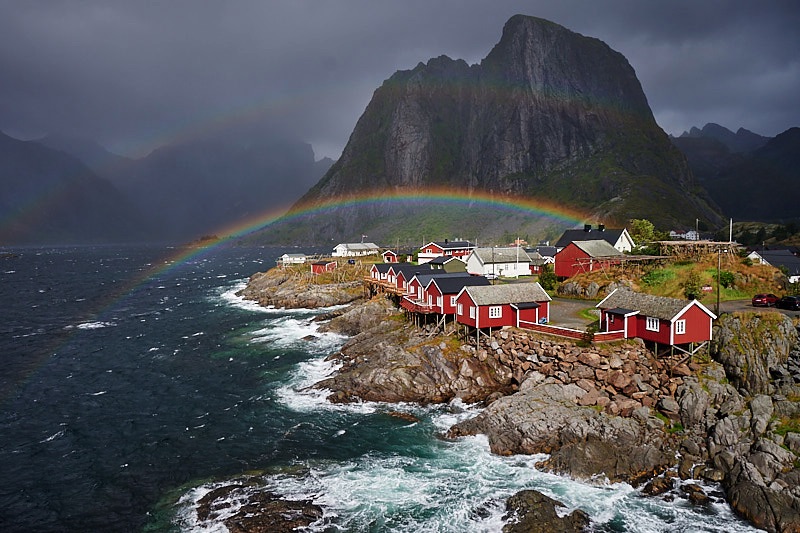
[719,299,800,320]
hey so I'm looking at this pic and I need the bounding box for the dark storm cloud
[0,1,797,159]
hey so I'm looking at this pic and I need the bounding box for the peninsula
[237,257,800,533]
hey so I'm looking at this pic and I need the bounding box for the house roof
[391,263,432,278]
[463,283,551,306]
[428,255,465,265]
[570,240,623,257]
[372,263,394,274]
[471,247,533,264]
[335,242,380,250]
[597,289,715,321]
[526,246,557,258]
[759,250,800,274]
[312,260,336,266]
[555,228,626,248]
[511,302,541,310]
[411,272,471,287]
[281,253,307,258]
[422,240,475,250]
[430,275,490,294]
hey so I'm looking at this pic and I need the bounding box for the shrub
[539,264,558,291]
[719,270,735,289]
[682,271,702,300]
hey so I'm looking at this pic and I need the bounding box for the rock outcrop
[503,490,590,533]
[237,269,363,309]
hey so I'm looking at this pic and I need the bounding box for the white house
[332,242,381,257]
[465,247,533,278]
[279,253,307,265]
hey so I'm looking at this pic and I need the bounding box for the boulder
[503,490,590,533]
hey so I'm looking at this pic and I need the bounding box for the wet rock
[196,484,323,533]
[681,483,710,505]
[642,476,674,496]
[503,490,590,533]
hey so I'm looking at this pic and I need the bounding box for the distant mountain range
[1,129,332,245]
[671,124,799,223]
[3,15,798,246]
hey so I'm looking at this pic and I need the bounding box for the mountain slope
[107,137,330,242]
[672,126,799,222]
[281,15,722,244]
[0,132,148,244]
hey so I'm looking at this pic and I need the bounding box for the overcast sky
[1,0,798,160]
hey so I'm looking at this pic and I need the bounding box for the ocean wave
[71,321,117,330]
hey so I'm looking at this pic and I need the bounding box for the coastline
[238,266,800,532]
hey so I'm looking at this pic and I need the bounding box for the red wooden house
[369,263,393,281]
[554,240,622,278]
[401,273,484,314]
[311,261,337,274]
[382,250,399,263]
[426,275,490,315]
[455,283,551,332]
[596,289,716,355]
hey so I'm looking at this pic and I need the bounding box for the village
[274,224,800,364]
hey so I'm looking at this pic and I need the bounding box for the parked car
[776,295,800,310]
[752,293,779,307]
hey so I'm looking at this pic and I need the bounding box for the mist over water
[0,245,759,531]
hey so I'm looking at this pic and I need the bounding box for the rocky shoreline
[239,270,800,532]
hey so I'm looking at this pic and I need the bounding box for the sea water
[0,245,760,532]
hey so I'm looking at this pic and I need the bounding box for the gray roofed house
[462,283,551,306]
[596,289,689,321]
[466,247,534,278]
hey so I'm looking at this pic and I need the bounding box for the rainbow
[200,187,586,242]
[116,186,590,292]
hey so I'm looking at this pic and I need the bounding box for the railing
[400,297,436,314]
[518,321,625,342]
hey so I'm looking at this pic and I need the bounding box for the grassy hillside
[567,252,788,304]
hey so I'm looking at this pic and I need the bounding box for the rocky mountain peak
[288,15,722,243]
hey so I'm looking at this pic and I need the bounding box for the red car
[752,293,779,307]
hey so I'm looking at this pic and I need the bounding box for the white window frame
[450,296,457,306]
[457,303,463,315]
[469,306,475,319]
[489,306,502,319]
[675,319,686,335]
[646,316,659,332]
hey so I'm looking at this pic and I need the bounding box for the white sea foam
[40,429,66,444]
[173,392,761,533]
[73,321,117,330]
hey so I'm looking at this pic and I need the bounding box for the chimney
[598,224,605,232]
[584,224,592,232]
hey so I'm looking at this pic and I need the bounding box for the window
[457,303,463,315]
[646,317,659,332]
[489,306,502,318]
[437,296,442,307]
[469,306,475,319]
[450,296,457,306]
[675,320,686,334]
